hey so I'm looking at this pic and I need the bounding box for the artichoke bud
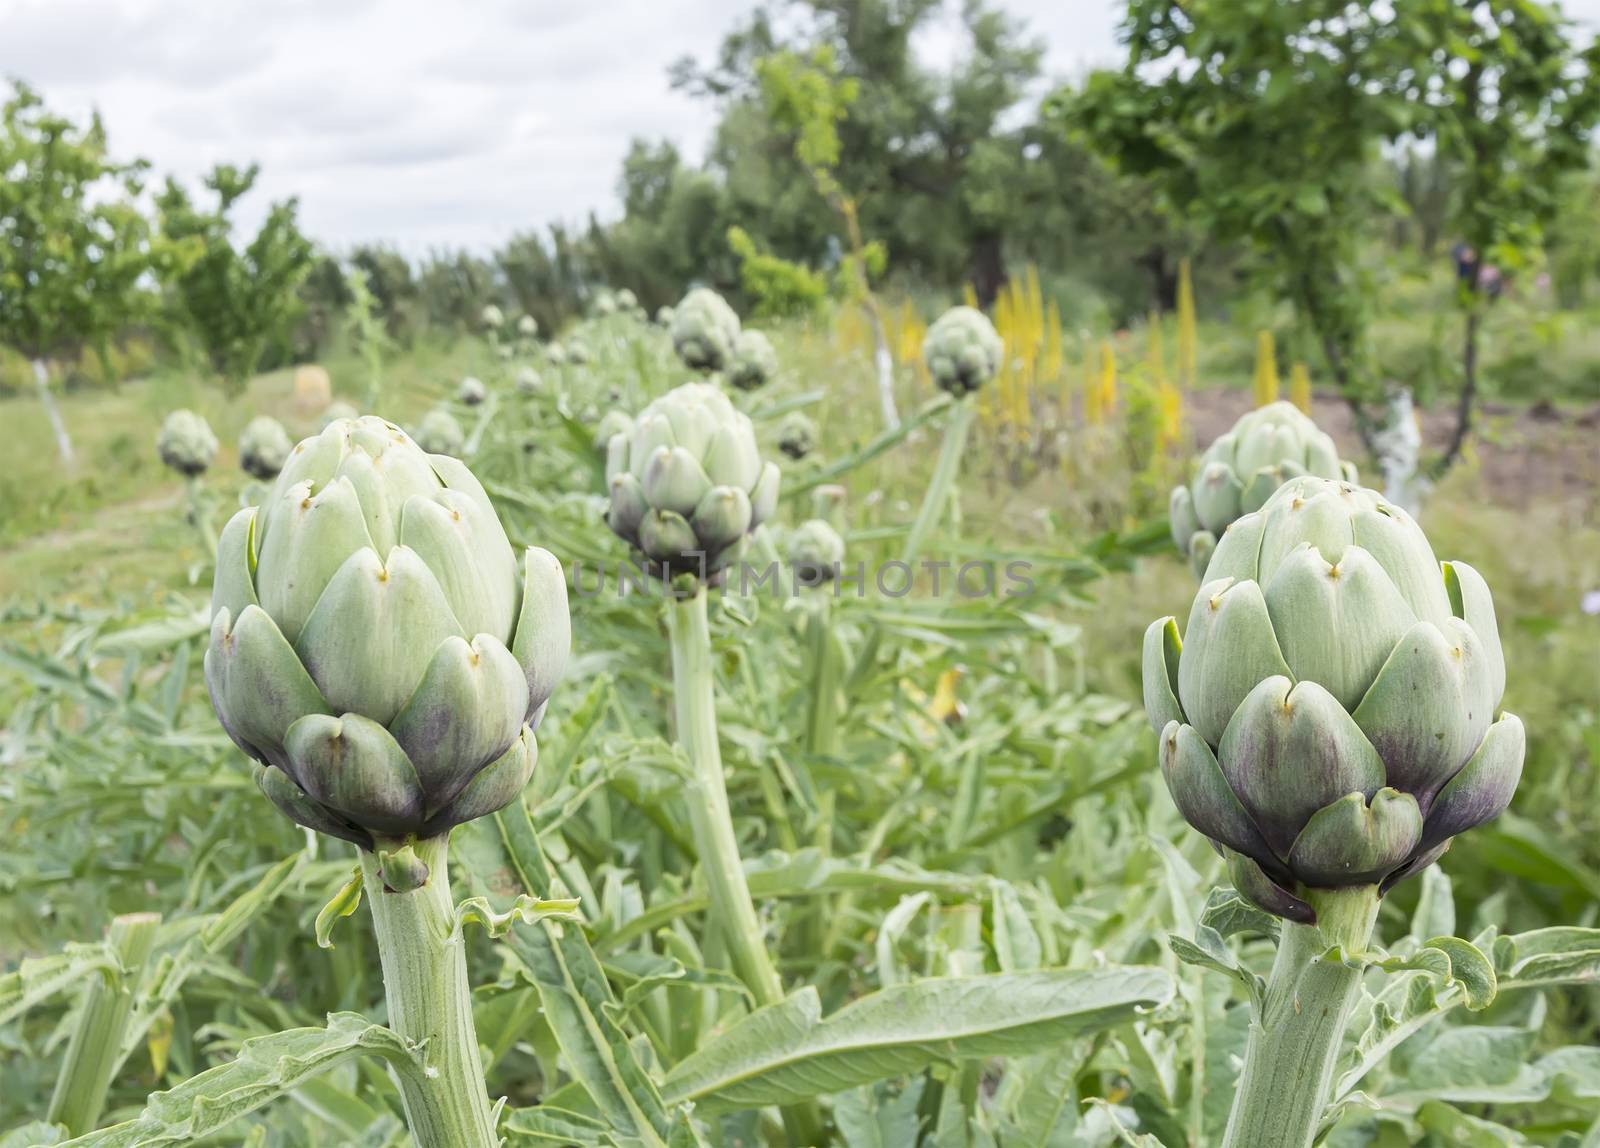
[457,376,487,406]
[670,288,742,372]
[604,382,778,583]
[923,306,1004,396]
[516,367,542,395]
[239,416,293,481]
[1187,531,1216,580]
[778,412,818,460]
[157,409,219,477]
[789,519,846,586]
[204,416,570,849]
[413,409,465,457]
[728,329,778,391]
[1143,476,1521,922]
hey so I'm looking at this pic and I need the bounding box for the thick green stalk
[1221,886,1380,1148]
[47,912,162,1135]
[666,586,785,1008]
[360,835,498,1148]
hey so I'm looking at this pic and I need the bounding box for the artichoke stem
[360,835,499,1148]
[1221,885,1380,1148]
[46,912,162,1136]
[667,586,785,1008]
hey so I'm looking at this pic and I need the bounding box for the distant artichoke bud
[671,288,742,372]
[321,400,360,428]
[567,341,591,366]
[239,416,294,481]
[480,304,505,330]
[789,519,845,587]
[457,376,488,406]
[205,416,570,848]
[616,288,638,311]
[728,330,778,391]
[604,382,780,582]
[923,306,1003,396]
[414,409,465,457]
[1171,402,1355,577]
[1143,476,1521,924]
[546,342,568,367]
[593,290,618,317]
[157,410,219,477]
[515,367,542,396]
[594,410,633,452]
[778,412,818,460]
[517,314,538,338]
[496,344,514,361]
[656,305,676,327]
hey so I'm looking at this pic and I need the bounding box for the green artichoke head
[923,306,1004,396]
[413,409,465,457]
[567,340,592,366]
[1144,476,1522,923]
[1171,402,1356,575]
[517,314,538,338]
[321,400,360,428]
[515,366,542,396]
[656,305,676,327]
[671,288,742,372]
[205,416,571,849]
[778,411,818,461]
[480,304,505,330]
[604,382,780,581]
[239,415,294,481]
[727,330,779,391]
[593,290,618,316]
[616,288,638,311]
[457,376,488,407]
[546,341,567,366]
[157,409,219,477]
[788,518,845,585]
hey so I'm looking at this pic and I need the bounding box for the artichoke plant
[1143,476,1522,924]
[1170,401,1357,578]
[728,330,779,391]
[239,415,293,481]
[923,306,1003,396]
[778,411,817,460]
[205,416,571,850]
[671,288,741,372]
[414,409,465,456]
[604,382,780,581]
[457,376,487,406]
[157,410,219,477]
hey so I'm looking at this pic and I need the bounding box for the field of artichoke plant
[2,287,1600,1148]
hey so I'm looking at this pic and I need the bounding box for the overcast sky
[4,0,1598,256]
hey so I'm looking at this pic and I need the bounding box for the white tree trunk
[33,358,75,466]
[1373,386,1425,514]
[864,303,899,430]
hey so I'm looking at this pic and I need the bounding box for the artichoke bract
[457,376,487,407]
[778,411,817,460]
[414,409,465,457]
[205,417,571,849]
[604,382,780,581]
[923,306,1004,396]
[239,416,293,481]
[728,330,778,391]
[1171,401,1357,578]
[157,410,219,477]
[593,409,633,453]
[671,288,742,372]
[1143,476,1522,923]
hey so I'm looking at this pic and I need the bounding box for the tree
[0,82,172,462]
[156,163,316,392]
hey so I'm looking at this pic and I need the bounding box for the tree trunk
[970,231,1007,309]
[1141,246,1179,312]
[33,358,75,466]
[1436,305,1480,475]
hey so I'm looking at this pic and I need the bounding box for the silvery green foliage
[480,303,505,330]
[546,342,567,366]
[788,519,845,584]
[457,376,488,407]
[923,306,1004,396]
[656,305,676,327]
[516,314,538,338]
[727,330,779,391]
[1171,401,1358,579]
[594,409,633,452]
[671,288,742,372]
[157,409,219,477]
[205,416,570,848]
[515,366,542,396]
[604,382,780,581]
[413,409,465,457]
[567,341,592,366]
[239,416,294,481]
[778,412,817,461]
[321,400,359,428]
[1143,476,1522,924]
